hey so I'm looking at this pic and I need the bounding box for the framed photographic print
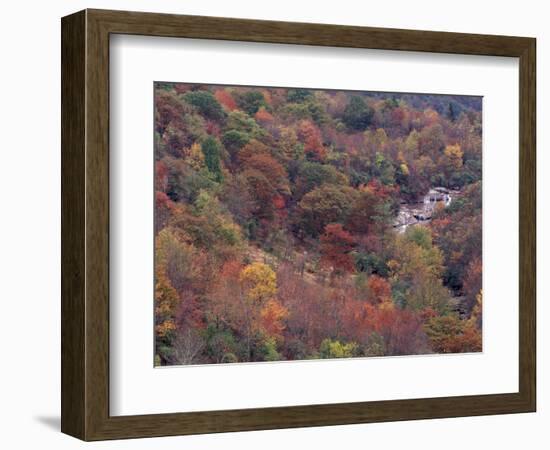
[61,9,536,440]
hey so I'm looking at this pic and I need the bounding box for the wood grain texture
[518,39,536,409]
[89,8,532,56]
[61,10,86,439]
[61,8,536,441]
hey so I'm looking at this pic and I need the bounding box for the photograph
[154,82,483,366]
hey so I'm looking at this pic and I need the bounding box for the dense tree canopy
[154,83,483,365]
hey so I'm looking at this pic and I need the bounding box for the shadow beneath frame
[34,415,61,431]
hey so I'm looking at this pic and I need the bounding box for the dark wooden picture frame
[61,9,536,441]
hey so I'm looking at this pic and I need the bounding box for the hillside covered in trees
[154,83,483,365]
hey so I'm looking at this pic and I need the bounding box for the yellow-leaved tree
[240,262,277,304]
[443,143,464,169]
[239,262,287,359]
[185,142,205,171]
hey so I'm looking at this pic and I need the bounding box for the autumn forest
[154,82,483,366]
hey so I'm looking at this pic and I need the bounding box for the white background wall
[0,0,547,448]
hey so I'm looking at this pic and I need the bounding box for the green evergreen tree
[342,96,374,131]
[201,136,223,181]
